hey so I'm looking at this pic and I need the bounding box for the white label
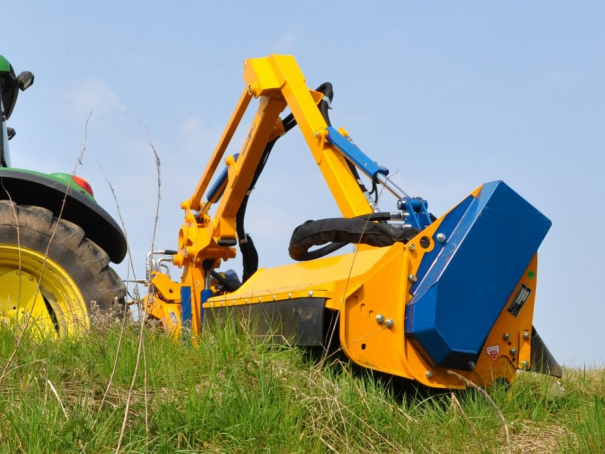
[486,345,500,361]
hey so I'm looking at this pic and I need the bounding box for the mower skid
[530,326,563,378]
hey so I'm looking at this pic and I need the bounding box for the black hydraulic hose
[289,216,419,262]
[316,82,333,127]
[235,139,276,282]
[235,83,334,279]
[235,82,376,275]
[315,83,368,194]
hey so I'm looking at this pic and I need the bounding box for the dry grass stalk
[46,379,69,420]
[115,114,161,452]
[447,369,512,454]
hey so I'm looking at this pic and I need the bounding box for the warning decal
[507,284,532,317]
[486,345,500,361]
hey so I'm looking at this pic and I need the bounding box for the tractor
[0,53,127,336]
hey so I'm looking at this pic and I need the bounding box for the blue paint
[326,127,388,181]
[181,286,192,325]
[409,195,475,294]
[206,153,239,203]
[200,289,213,330]
[399,196,432,230]
[405,181,551,368]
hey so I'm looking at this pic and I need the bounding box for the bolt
[308,290,314,297]
[408,243,416,250]
[425,371,433,378]
[28,275,34,281]
[436,233,446,242]
[521,361,529,369]
[376,314,385,325]
[288,293,292,299]
[510,348,517,356]
[248,85,253,94]
[408,274,417,283]
[385,319,394,328]
[503,333,511,340]
[467,361,476,371]
[523,332,530,340]
[314,130,318,138]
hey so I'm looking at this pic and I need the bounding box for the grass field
[0,312,603,453]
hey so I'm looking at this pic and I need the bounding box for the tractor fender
[0,169,127,263]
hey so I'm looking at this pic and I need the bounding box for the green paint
[2,168,97,202]
[527,270,536,279]
[0,54,10,73]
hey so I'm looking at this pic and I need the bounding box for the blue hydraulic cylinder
[326,127,388,181]
[206,153,239,203]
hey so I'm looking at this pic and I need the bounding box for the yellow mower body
[143,55,560,389]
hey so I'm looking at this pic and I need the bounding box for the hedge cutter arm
[143,54,561,389]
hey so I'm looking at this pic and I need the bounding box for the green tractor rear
[0,54,127,336]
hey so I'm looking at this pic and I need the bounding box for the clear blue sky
[4,1,604,366]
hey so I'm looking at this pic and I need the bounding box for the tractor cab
[0,54,34,167]
[0,96,8,167]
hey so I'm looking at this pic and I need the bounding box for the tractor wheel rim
[0,244,89,337]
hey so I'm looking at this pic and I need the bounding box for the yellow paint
[0,245,88,337]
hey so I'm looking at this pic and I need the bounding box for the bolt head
[376,314,385,325]
[503,333,511,340]
[436,233,446,242]
[408,274,417,283]
[467,361,476,371]
[385,319,394,328]
[425,371,433,378]
[523,332,530,340]
[408,243,416,250]
[509,348,517,356]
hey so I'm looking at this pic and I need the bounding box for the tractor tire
[0,201,126,336]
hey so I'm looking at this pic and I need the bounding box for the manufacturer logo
[486,345,500,361]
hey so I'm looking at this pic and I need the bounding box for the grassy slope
[0,317,603,453]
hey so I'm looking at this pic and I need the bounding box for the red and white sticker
[486,345,500,361]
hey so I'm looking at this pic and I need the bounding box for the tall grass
[0,317,603,453]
